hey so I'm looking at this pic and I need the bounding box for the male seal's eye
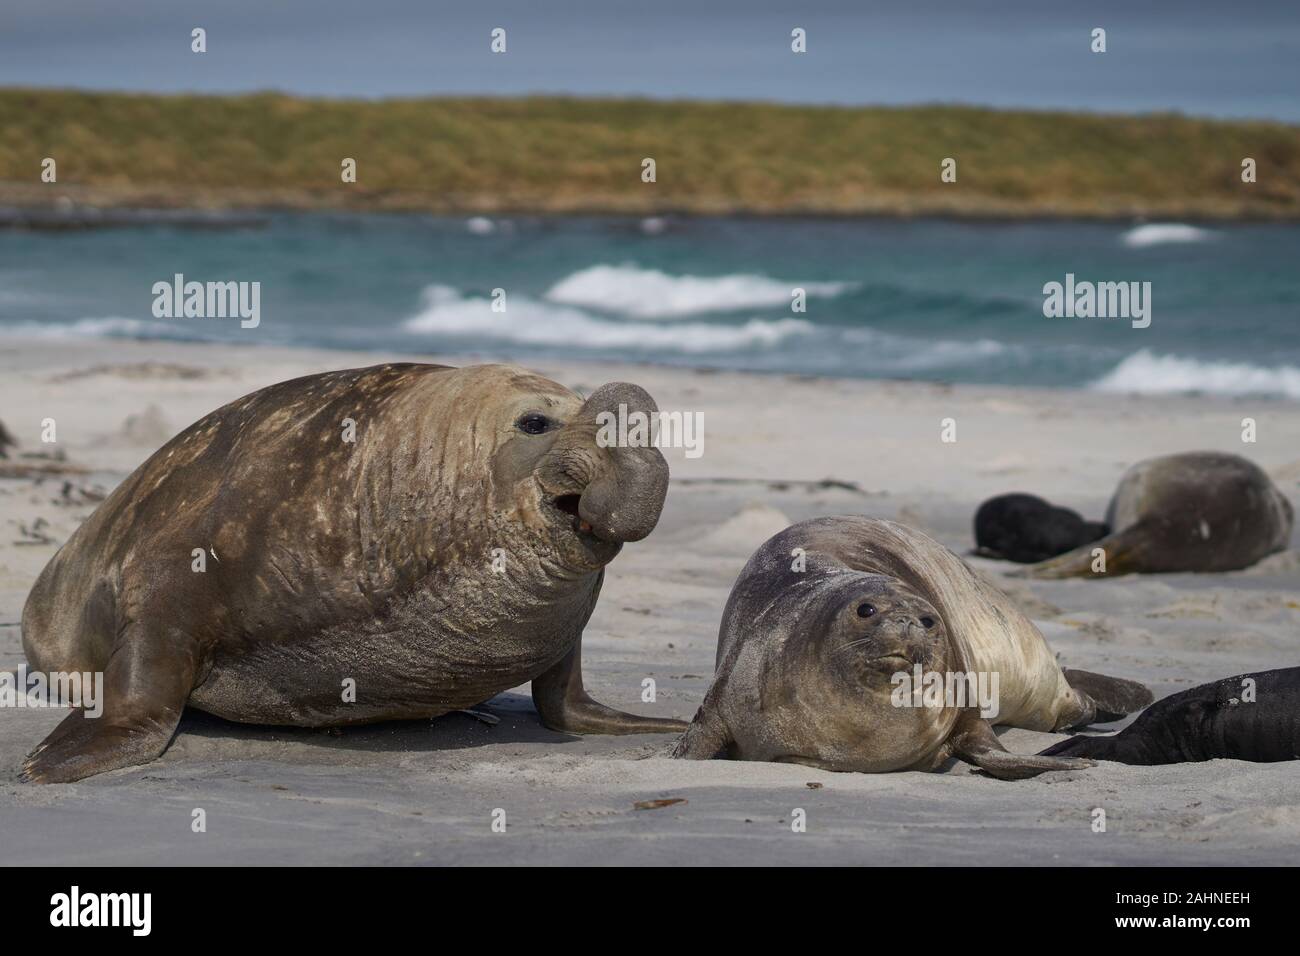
[516,413,551,435]
[857,603,876,618]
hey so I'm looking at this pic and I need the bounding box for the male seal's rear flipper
[1010,525,1147,580]
[949,712,1093,780]
[1062,667,1153,724]
[21,625,198,784]
[532,640,687,735]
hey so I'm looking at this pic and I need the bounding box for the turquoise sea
[2,213,1298,397]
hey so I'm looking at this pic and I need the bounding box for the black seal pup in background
[973,493,1108,563]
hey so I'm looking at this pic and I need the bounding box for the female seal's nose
[890,614,936,631]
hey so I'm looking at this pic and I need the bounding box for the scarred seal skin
[21,363,685,783]
[673,517,1152,779]
[1040,667,1300,765]
[1014,452,1293,578]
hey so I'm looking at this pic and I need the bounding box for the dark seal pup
[973,493,1108,563]
[673,517,1151,779]
[1040,668,1300,765]
[1016,452,1293,578]
[21,363,686,783]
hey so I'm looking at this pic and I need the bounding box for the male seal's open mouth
[550,493,605,540]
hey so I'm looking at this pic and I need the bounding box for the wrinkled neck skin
[180,360,674,723]
[189,365,676,723]
[349,370,611,631]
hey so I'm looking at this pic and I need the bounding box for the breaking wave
[1092,349,1300,399]
[0,317,209,341]
[544,264,854,318]
[401,285,813,352]
[1120,223,1216,248]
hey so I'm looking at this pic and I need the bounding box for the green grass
[3,87,1298,218]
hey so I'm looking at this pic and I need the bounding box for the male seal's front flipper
[671,699,732,759]
[1062,667,1154,725]
[949,711,1093,780]
[21,625,199,784]
[532,640,687,735]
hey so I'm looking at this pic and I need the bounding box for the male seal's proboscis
[21,363,686,783]
[673,517,1153,779]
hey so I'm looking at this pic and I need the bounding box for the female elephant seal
[673,517,1152,779]
[21,363,685,783]
[1041,667,1300,765]
[1016,452,1293,578]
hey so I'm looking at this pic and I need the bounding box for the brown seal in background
[1014,452,1293,578]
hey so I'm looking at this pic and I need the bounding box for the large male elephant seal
[1040,668,1300,765]
[1014,452,1293,578]
[21,363,685,783]
[673,517,1152,779]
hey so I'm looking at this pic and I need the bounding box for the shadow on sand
[171,691,581,756]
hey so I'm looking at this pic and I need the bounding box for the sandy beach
[1,336,1298,866]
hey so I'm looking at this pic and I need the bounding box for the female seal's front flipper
[949,711,1093,780]
[531,639,688,735]
[21,624,200,784]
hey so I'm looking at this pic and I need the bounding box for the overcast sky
[3,0,1298,120]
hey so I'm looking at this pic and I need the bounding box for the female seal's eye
[856,603,876,618]
[516,413,552,435]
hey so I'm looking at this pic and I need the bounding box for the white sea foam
[1092,349,1300,399]
[544,264,853,318]
[842,327,1014,371]
[1120,223,1215,248]
[0,317,204,340]
[401,285,812,352]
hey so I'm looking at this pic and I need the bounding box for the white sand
[1,337,1298,865]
